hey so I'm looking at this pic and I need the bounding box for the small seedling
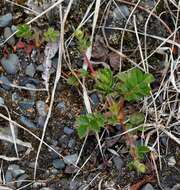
[16,24,32,39]
[44,27,59,42]
[74,29,90,53]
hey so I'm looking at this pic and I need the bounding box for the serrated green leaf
[95,68,114,95]
[117,68,154,101]
[16,24,32,39]
[77,125,88,139]
[129,112,145,126]
[76,113,105,138]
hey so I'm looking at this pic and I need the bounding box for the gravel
[113,156,124,171]
[0,75,12,90]
[25,63,36,77]
[63,127,74,135]
[20,115,37,128]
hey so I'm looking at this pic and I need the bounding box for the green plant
[76,113,105,139]
[44,27,59,42]
[74,29,90,52]
[116,68,154,101]
[16,24,32,39]
[95,68,114,95]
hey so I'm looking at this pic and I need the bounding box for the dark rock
[68,139,75,148]
[113,156,124,171]
[53,159,65,170]
[90,93,99,108]
[56,101,66,112]
[1,54,19,74]
[16,174,29,187]
[4,27,15,46]
[19,99,35,110]
[0,13,12,28]
[64,165,78,174]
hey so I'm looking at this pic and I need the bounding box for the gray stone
[171,184,180,190]
[12,92,22,102]
[5,170,13,182]
[0,76,12,90]
[64,154,78,165]
[39,188,52,190]
[0,13,12,28]
[113,5,130,21]
[90,93,99,108]
[16,174,28,187]
[113,156,124,171]
[141,183,154,190]
[12,169,25,178]
[1,54,19,74]
[63,127,74,135]
[20,116,36,128]
[36,100,47,117]
[0,97,4,106]
[53,159,65,170]
[68,139,75,148]
[4,27,15,46]
[25,63,36,77]
[11,25,17,33]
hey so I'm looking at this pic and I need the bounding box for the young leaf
[16,24,32,39]
[95,68,114,95]
[67,75,79,87]
[74,29,90,52]
[44,27,59,42]
[129,160,146,173]
[116,68,154,101]
[136,145,150,160]
[129,112,145,126]
[76,113,105,139]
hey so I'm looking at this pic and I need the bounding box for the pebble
[141,183,154,190]
[11,25,17,33]
[20,116,37,128]
[16,174,29,187]
[0,97,4,106]
[36,64,55,74]
[0,76,12,90]
[171,184,180,190]
[0,13,12,28]
[56,101,66,112]
[5,170,13,182]
[39,188,52,190]
[19,99,35,110]
[37,116,46,128]
[63,127,74,135]
[113,156,124,171]
[25,63,36,77]
[4,27,15,46]
[90,93,99,108]
[36,100,47,117]
[7,165,25,178]
[53,159,65,170]
[12,92,22,102]
[68,139,75,148]
[1,54,19,74]
[64,154,78,165]
[113,5,130,21]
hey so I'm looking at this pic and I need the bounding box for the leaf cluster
[76,113,105,139]
[74,29,90,52]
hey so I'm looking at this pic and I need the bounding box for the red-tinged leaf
[24,41,34,55]
[3,48,9,58]
[16,40,25,49]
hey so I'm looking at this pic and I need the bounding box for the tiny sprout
[44,27,59,42]
[16,24,32,39]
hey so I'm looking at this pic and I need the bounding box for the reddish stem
[83,53,96,76]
